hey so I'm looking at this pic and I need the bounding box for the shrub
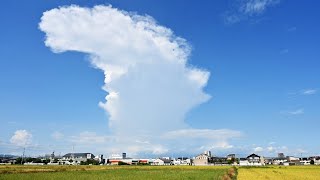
[310,160,315,165]
[118,161,129,165]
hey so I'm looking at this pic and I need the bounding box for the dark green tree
[310,160,315,165]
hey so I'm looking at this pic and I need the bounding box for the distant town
[1,150,320,166]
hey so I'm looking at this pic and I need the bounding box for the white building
[61,153,95,165]
[173,158,192,165]
[194,151,211,166]
[151,158,172,165]
[239,154,264,166]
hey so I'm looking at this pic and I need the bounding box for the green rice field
[2,165,320,179]
[0,165,233,180]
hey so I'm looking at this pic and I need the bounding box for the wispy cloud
[240,0,280,15]
[7,121,18,125]
[163,129,243,140]
[287,26,297,32]
[224,0,280,24]
[223,12,243,24]
[281,108,304,116]
[302,89,317,95]
[51,131,64,140]
[287,88,317,97]
[288,108,304,115]
[280,48,289,54]
[70,131,112,144]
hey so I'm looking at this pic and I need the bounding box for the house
[239,158,249,166]
[0,154,18,164]
[287,156,300,161]
[94,154,105,164]
[283,162,298,166]
[272,158,287,165]
[194,152,211,166]
[239,154,264,166]
[173,157,192,165]
[300,157,310,165]
[263,157,273,165]
[311,156,320,165]
[272,153,288,165]
[152,158,164,165]
[210,156,229,165]
[194,151,233,166]
[227,154,236,160]
[151,158,172,165]
[247,154,263,165]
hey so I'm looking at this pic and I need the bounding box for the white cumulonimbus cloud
[39,5,242,154]
[10,130,32,147]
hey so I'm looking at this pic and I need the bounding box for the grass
[0,165,231,180]
[237,165,320,180]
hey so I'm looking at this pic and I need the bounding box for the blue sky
[1,0,319,158]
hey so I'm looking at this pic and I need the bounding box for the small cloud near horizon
[10,130,32,147]
[253,146,264,152]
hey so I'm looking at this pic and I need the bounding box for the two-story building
[239,153,264,166]
[61,153,95,164]
[194,151,211,165]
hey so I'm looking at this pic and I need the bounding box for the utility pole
[71,145,74,161]
[21,147,25,165]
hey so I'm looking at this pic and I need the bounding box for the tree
[118,161,129,165]
[80,159,99,165]
[87,159,99,165]
[16,157,23,164]
[42,159,50,164]
[227,157,237,164]
[236,158,240,164]
[25,157,33,162]
[33,158,42,163]
[310,160,315,165]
